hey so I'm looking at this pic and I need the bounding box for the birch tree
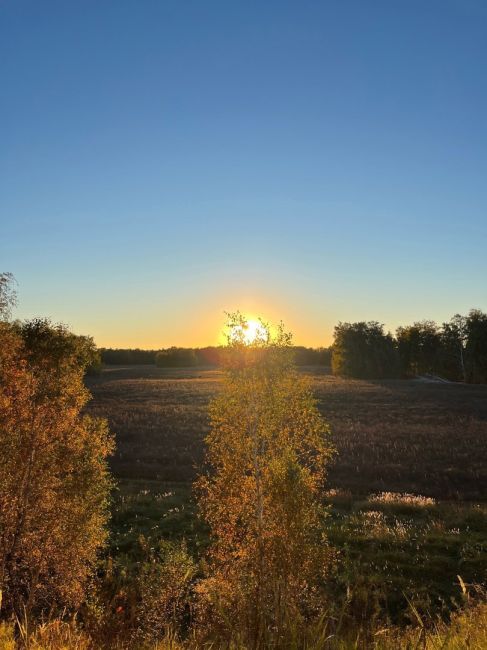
[196,313,334,647]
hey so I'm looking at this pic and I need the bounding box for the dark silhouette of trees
[465,309,487,383]
[293,346,332,366]
[395,312,487,382]
[100,348,158,365]
[101,346,331,368]
[155,348,199,367]
[396,321,442,377]
[332,311,487,383]
[440,314,468,381]
[332,322,399,379]
[195,346,222,366]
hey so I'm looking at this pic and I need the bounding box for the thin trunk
[249,387,265,649]
[4,389,39,609]
[459,343,466,382]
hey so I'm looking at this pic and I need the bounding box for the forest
[99,345,331,368]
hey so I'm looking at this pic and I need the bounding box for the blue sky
[1,0,486,347]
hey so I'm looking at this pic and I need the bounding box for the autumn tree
[196,313,334,647]
[0,314,113,616]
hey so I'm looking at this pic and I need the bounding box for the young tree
[0,318,113,616]
[196,313,334,646]
[0,273,16,320]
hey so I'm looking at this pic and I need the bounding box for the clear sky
[1,1,486,348]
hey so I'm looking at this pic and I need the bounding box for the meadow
[86,366,487,626]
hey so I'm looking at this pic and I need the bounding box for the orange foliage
[0,319,113,616]
[196,313,335,645]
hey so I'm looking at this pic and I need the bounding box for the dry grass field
[86,366,487,622]
[86,365,487,498]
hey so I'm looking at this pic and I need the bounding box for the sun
[242,319,268,344]
[228,317,269,345]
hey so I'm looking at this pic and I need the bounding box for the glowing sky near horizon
[1,1,486,348]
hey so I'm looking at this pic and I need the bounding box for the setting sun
[229,317,269,345]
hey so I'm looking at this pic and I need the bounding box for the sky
[1,0,486,348]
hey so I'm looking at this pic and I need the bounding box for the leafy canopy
[196,312,334,645]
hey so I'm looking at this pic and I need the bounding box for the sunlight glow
[229,318,269,345]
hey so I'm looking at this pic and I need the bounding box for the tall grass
[1,598,486,649]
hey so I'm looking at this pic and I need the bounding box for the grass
[85,365,487,627]
[313,373,487,499]
[109,480,204,556]
[86,366,487,498]
[86,366,219,483]
[3,600,487,648]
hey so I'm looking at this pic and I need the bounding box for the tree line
[100,345,332,367]
[332,310,487,382]
[100,310,487,384]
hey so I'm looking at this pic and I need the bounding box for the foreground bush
[0,319,113,617]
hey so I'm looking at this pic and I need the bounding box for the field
[86,366,487,623]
